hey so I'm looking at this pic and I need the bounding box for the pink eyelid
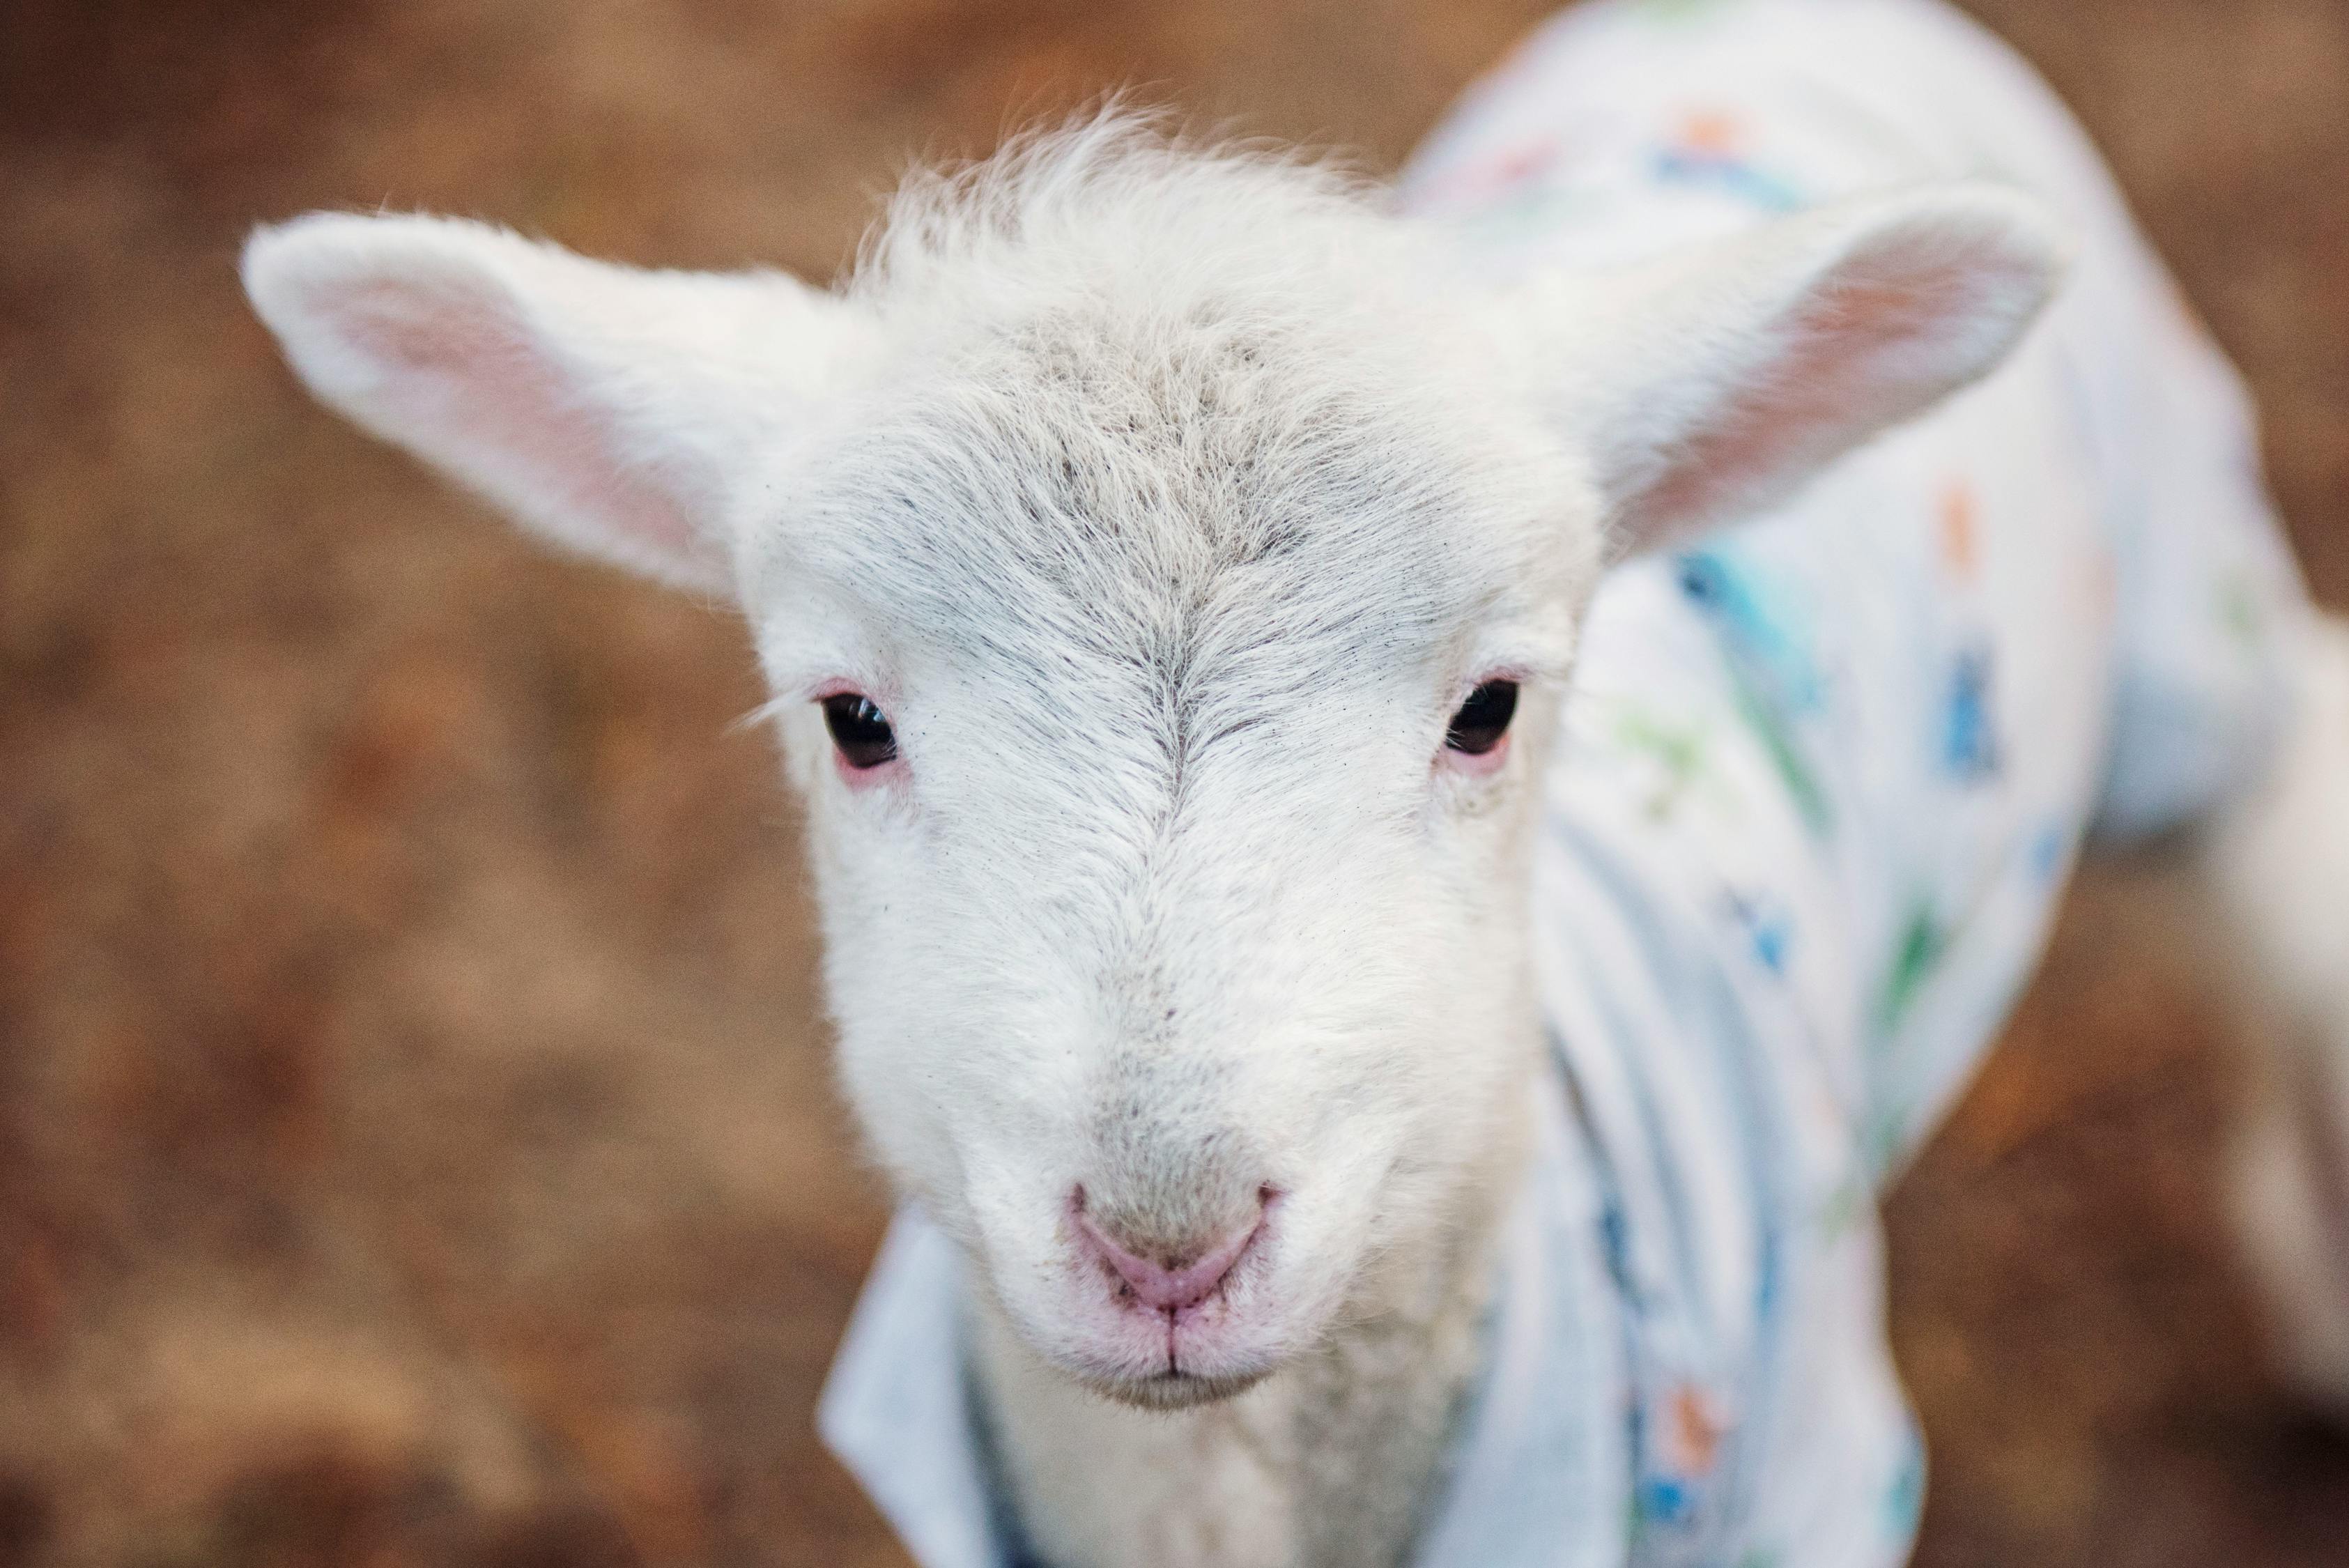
[1444,730,1512,776]
[809,677,879,705]
[833,751,902,787]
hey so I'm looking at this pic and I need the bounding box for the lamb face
[745,286,1594,1402]
[242,117,2066,1409]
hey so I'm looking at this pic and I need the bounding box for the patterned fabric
[822,1,2313,1564]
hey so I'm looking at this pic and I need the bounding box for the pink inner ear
[1635,265,1955,537]
[333,277,702,558]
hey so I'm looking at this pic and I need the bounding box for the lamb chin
[1086,1363,1278,1411]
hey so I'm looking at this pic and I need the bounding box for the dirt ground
[1,1,2346,1564]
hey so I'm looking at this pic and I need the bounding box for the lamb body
[241,1,2349,1563]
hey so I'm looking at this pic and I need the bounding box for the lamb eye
[822,693,898,769]
[1445,679,1518,757]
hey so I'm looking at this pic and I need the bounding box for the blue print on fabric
[1723,889,1796,975]
[1649,148,1805,212]
[1941,645,2002,781]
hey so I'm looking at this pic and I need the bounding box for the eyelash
[1445,679,1518,758]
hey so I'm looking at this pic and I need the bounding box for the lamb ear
[242,213,860,594]
[1525,183,2071,558]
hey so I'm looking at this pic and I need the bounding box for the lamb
[239,0,2349,1563]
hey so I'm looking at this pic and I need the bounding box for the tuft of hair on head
[828,103,1461,365]
[850,103,1379,299]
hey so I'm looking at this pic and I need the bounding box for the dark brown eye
[1445,679,1518,756]
[822,693,898,769]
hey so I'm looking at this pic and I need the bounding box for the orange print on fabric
[1939,480,1979,581]
[1663,1384,1727,1477]
[1674,111,1743,157]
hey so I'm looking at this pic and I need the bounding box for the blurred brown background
[1,1,2346,1564]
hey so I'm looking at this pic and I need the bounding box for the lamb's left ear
[1525,183,2071,558]
[243,213,861,594]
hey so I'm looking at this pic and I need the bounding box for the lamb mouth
[1083,1363,1276,1411]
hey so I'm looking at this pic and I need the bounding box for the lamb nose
[1072,1193,1269,1313]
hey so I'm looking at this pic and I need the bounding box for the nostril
[1071,1190,1269,1314]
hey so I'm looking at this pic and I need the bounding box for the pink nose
[1073,1194,1268,1314]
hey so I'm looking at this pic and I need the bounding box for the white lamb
[241,0,2349,1564]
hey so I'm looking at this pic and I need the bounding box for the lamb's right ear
[1517,183,2070,560]
[242,213,861,594]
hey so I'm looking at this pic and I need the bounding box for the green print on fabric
[1730,675,1832,834]
[1865,1102,1920,1176]
[1456,183,1605,242]
[1813,1171,1870,1242]
[1875,900,1947,1036]
[1631,0,1741,24]
[2219,568,2267,651]
[1677,551,1834,834]
[1614,707,1716,822]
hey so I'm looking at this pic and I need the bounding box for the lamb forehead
[750,125,1585,741]
[787,298,1560,714]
